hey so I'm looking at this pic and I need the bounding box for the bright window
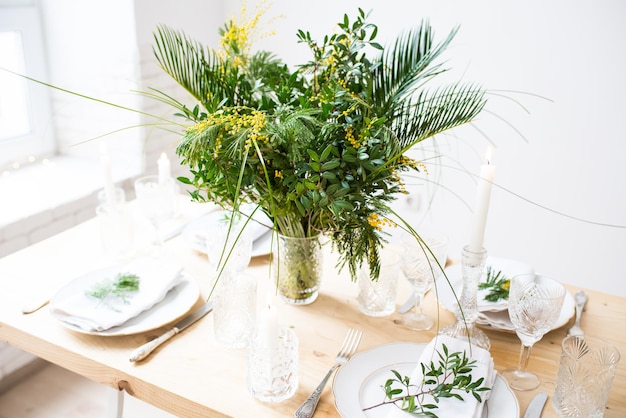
[0,31,32,141]
[0,6,53,169]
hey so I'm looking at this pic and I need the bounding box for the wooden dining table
[0,200,624,417]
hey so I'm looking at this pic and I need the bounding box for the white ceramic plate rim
[182,209,273,257]
[445,257,534,311]
[332,342,519,418]
[50,274,200,336]
[437,259,575,332]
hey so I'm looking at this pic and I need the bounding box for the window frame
[0,6,54,169]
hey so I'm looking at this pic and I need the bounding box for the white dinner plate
[333,342,519,417]
[50,274,200,336]
[436,258,575,332]
[182,205,273,257]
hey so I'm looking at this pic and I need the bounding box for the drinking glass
[134,175,177,254]
[96,202,134,261]
[553,335,620,417]
[357,247,401,317]
[207,215,255,348]
[502,273,566,390]
[206,215,253,275]
[401,231,448,330]
[213,272,257,349]
[247,327,299,402]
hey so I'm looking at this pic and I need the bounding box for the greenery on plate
[86,272,140,309]
[363,344,491,417]
[478,267,510,302]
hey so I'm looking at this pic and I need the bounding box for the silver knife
[397,287,432,314]
[397,293,416,314]
[523,392,548,418]
[129,301,214,362]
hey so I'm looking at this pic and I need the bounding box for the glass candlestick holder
[439,245,490,350]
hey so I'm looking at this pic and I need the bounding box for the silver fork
[295,328,362,418]
[567,291,588,337]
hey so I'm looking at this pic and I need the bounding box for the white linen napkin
[50,259,183,332]
[385,335,496,418]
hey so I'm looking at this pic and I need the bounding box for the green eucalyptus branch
[478,267,510,302]
[363,344,491,417]
[86,273,140,310]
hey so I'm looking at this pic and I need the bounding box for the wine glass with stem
[134,175,177,255]
[502,273,566,391]
[401,231,448,331]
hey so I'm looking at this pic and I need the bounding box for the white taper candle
[468,147,496,253]
[158,152,171,184]
[99,142,116,207]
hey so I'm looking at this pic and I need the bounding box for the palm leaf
[393,83,486,148]
[152,25,227,112]
[134,87,208,122]
[372,21,459,112]
[248,50,287,87]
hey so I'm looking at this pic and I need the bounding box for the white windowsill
[0,155,139,228]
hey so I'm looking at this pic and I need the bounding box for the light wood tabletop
[0,202,624,417]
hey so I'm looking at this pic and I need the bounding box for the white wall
[39,0,142,169]
[4,0,625,296]
[133,0,223,176]
[239,0,626,296]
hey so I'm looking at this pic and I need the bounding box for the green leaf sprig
[363,344,491,417]
[477,267,510,302]
[86,272,140,308]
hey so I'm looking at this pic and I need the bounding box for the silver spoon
[567,291,588,337]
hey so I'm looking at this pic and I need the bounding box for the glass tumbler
[247,326,299,402]
[357,247,401,317]
[207,216,253,275]
[96,202,134,261]
[213,272,257,349]
[553,335,620,417]
[97,186,125,205]
[134,175,177,254]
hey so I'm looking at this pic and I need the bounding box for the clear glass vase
[272,234,323,305]
[439,245,490,350]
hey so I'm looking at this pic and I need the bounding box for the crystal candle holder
[439,245,490,350]
[247,327,299,403]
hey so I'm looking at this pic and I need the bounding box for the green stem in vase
[276,234,323,302]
